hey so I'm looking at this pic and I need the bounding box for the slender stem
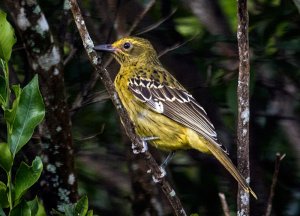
[0,60,10,109]
[1,58,13,210]
[218,193,230,216]
[4,62,10,108]
[265,153,286,216]
[7,170,13,210]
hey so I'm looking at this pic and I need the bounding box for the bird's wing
[128,73,228,153]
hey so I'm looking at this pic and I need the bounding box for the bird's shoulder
[127,65,184,90]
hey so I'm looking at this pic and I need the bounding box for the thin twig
[236,0,251,215]
[68,1,186,215]
[63,46,78,65]
[70,90,110,113]
[105,0,156,69]
[127,0,156,35]
[265,153,286,216]
[136,8,177,36]
[218,193,231,216]
[75,126,105,141]
[158,33,199,58]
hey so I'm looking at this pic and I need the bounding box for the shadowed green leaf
[0,10,16,61]
[64,204,75,216]
[86,210,93,216]
[0,142,12,173]
[59,196,90,216]
[8,75,45,156]
[27,197,39,216]
[10,200,31,216]
[14,157,43,202]
[4,85,21,134]
[0,181,9,208]
[51,209,64,216]
[0,208,6,216]
[0,76,6,106]
[74,196,88,216]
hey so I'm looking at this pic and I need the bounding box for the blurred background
[1,0,300,215]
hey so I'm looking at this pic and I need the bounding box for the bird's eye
[123,42,132,50]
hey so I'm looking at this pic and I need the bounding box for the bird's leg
[161,151,176,169]
[131,136,159,154]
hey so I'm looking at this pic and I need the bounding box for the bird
[94,36,257,199]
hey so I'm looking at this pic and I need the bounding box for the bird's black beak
[93,44,116,53]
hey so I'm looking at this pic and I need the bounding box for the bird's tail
[192,137,257,199]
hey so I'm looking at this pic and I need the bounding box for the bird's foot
[131,136,159,154]
[152,166,166,183]
[151,151,175,183]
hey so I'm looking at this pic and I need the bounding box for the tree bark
[236,0,251,215]
[4,0,78,213]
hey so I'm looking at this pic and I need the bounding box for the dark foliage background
[1,0,300,215]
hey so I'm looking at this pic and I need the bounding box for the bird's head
[94,37,160,66]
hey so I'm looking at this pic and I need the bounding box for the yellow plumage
[94,36,257,199]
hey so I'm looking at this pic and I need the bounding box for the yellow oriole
[94,37,257,199]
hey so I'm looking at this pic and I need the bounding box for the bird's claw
[132,141,147,154]
[152,166,166,183]
[132,136,159,154]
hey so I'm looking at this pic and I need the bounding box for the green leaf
[10,200,31,216]
[0,75,6,106]
[14,157,43,202]
[4,85,22,133]
[86,210,93,216]
[27,197,39,216]
[0,142,12,173]
[74,196,88,216]
[64,204,75,216]
[8,75,45,156]
[0,10,17,62]
[0,181,9,208]
[35,200,46,216]
[50,209,64,216]
[292,0,300,13]
[175,16,202,37]
[61,196,89,216]
[0,208,6,216]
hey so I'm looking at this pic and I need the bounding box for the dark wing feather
[128,74,228,153]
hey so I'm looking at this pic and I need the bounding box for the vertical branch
[236,0,251,215]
